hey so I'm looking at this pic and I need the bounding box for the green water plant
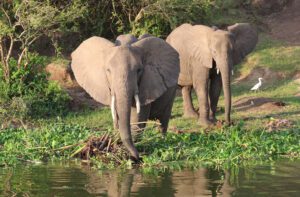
[1,121,299,169]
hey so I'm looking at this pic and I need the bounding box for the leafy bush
[131,0,212,37]
[76,0,212,39]
[7,53,48,97]
[24,81,70,117]
[0,53,70,120]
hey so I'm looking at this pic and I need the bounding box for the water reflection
[0,160,300,196]
[81,167,235,196]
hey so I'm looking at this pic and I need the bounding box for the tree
[0,0,86,83]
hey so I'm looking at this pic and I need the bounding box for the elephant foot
[198,118,214,127]
[183,110,199,118]
[129,156,143,164]
[128,149,140,163]
[158,125,167,135]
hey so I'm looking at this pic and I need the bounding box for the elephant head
[115,34,138,46]
[115,33,154,46]
[71,36,179,160]
[207,23,258,123]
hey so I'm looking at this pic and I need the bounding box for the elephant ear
[190,26,214,69]
[180,24,214,69]
[132,37,179,105]
[228,23,258,65]
[71,36,115,106]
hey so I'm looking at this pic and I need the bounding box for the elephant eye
[106,68,111,73]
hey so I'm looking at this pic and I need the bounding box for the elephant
[115,34,138,46]
[167,23,258,126]
[71,35,179,161]
[115,34,154,46]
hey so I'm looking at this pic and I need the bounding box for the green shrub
[131,0,212,37]
[7,53,49,98]
[0,53,70,120]
[24,81,70,117]
[76,0,213,39]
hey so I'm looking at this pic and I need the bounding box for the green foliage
[77,0,213,39]
[1,122,299,168]
[0,97,26,128]
[131,0,212,37]
[0,53,70,120]
[7,54,48,97]
[213,0,249,10]
[0,124,93,165]
[0,0,87,82]
[24,81,70,117]
[239,36,300,76]
[137,123,300,167]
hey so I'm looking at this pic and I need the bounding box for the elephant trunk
[220,63,232,124]
[114,83,139,161]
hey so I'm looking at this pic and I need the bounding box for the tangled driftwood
[71,121,161,164]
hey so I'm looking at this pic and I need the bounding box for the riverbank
[1,4,300,169]
[1,34,300,168]
[0,32,300,168]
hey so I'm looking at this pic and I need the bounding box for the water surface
[1,160,300,196]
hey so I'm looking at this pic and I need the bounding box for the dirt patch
[66,86,104,110]
[251,0,293,15]
[46,63,103,110]
[264,0,300,45]
[234,67,285,86]
[233,96,286,112]
[46,63,73,84]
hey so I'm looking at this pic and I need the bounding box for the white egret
[250,77,263,91]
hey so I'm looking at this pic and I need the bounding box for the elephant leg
[150,86,177,135]
[193,68,213,127]
[158,87,177,135]
[209,72,222,123]
[182,85,198,118]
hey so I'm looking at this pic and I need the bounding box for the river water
[1,160,300,196]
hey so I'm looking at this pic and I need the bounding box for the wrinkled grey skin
[115,34,153,46]
[115,34,138,46]
[71,34,179,161]
[167,23,258,126]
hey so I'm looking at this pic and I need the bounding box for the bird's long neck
[259,78,262,83]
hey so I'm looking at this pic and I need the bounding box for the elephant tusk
[217,69,220,74]
[232,70,234,76]
[134,94,141,114]
[111,96,116,121]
